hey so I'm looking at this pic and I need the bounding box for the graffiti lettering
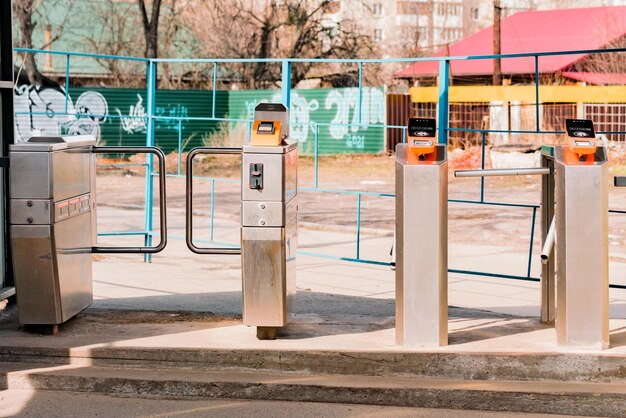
[244,88,383,150]
[116,94,147,134]
[14,84,108,143]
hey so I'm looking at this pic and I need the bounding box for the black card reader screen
[565,119,595,138]
[257,121,275,134]
[408,118,436,137]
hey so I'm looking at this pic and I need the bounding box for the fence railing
[12,46,626,288]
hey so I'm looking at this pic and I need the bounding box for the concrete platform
[1,205,625,415]
[1,306,626,416]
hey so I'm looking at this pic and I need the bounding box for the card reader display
[257,121,275,134]
[565,119,596,157]
[406,118,437,163]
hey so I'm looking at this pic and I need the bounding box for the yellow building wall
[409,85,626,103]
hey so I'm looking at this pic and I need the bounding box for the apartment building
[324,0,626,57]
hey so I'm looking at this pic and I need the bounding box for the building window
[374,29,383,41]
[436,2,445,15]
[372,2,383,16]
[471,7,479,20]
[397,1,431,15]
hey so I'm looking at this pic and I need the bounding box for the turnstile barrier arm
[454,168,551,178]
[186,147,242,255]
[92,146,167,254]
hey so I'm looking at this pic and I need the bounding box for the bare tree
[188,0,376,88]
[137,0,163,59]
[13,0,75,85]
[81,0,145,87]
[13,0,41,85]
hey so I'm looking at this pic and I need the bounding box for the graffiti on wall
[116,94,191,135]
[14,84,108,142]
[244,87,385,149]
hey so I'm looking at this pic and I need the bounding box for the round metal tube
[454,168,551,178]
[541,216,556,265]
[186,147,242,255]
[92,146,168,254]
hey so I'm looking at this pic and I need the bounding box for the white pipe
[541,216,556,265]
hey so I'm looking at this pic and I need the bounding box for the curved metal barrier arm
[186,147,242,255]
[92,146,167,254]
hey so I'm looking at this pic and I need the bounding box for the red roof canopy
[395,6,626,78]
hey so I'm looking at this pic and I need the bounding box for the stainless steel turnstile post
[541,145,609,349]
[187,103,297,340]
[395,143,448,347]
[455,134,612,349]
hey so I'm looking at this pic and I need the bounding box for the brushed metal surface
[241,147,297,203]
[10,199,52,225]
[241,227,287,327]
[555,157,609,349]
[11,224,61,324]
[10,148,92,200]
[242,201,285,227]
[10,213,93,325]
[54,211,93,322]
[395,143,448,347]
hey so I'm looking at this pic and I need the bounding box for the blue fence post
[64,54,70,114]
[356,193,362,259]
[281,60,291,109]
[358,62,363,124]
[437,59,450,145]
[177,119,182,176]
[534,55,540,131]
[480,131,486,202]
[314,123,319,189]
[143,60,157,262]
[527,206,538,278]
[212,63,217,119]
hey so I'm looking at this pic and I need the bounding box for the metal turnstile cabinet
[10,136,96,325]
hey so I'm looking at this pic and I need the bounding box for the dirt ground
[95,152,626,261]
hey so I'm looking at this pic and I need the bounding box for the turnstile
[187,103,297,340]
[395,118,448,347]
[9,135,167,330]
[455,119,617,349]
[540,119,609,348]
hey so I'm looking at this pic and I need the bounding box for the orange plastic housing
[250,120,282,146]
[406,137,437,164]
[567,136,596,157]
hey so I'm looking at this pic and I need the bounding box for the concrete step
[0,362,624,417]
[2,344,626,384]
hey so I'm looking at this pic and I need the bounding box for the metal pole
[314,124,319,188]
[540,155,555,323]
[480,131,486,202]
[540,215,555,265]
[356,193,362,259]
[454,168,551,177]
[144,60,157,262]
[177,119,182,176]
[358,62,363,124]
[281,60,291,109]
[210,178,215,241]
[65,55,70,114]
[212,63,217,119]
[527,206,538,277]
[437,60,450,146]
[535,55,540,132]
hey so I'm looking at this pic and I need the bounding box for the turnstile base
[256,326,278,340]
